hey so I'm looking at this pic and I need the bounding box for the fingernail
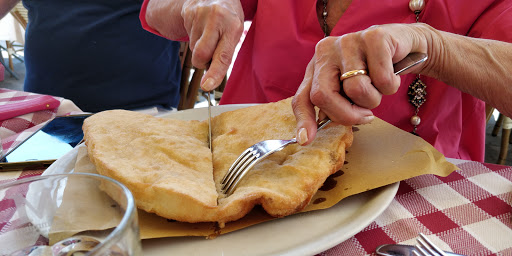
[297,128,308,145]
[202,78,216,91]
[360,115,374,124]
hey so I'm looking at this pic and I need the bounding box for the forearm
[145,0,188,40]
[0,0,20,20]
[422,24,512,116]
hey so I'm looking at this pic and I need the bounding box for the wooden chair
[485,104,494,124]
[491,110,512,165]
[177,42,226,110]
[178,42,204,110]
[4,3,27,73]
[487,104,512,165]
[10,3,28,29]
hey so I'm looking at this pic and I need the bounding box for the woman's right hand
[146,0,244,92]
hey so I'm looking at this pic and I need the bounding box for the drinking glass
[0,173,141,255]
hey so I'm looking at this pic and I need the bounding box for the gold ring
[340,69,367,80]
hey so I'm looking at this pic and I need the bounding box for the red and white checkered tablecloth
[0,89,511,256]
[0,89,83,251]
[0,89,82,158]
[320,161,512,256]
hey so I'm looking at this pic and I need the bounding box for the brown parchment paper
[50,117,457,240]
[49,159,124,244]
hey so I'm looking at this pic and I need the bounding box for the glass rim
[0,172,138,254]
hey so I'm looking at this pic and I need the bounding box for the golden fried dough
[83,97,353,224]
[83,110,218,222]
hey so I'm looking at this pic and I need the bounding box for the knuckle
[210,5,243,28]
[180,5,190,16]
[232,20,245,35]
[309,86,329,108]
[372,74,399,95]
[216,50,233,68]
[291,99,309,123]
[372,74,393,88]
[291,96,299,109]
[337,33,358,47]
[344,80,367,98]
[191,49,209,68]
[291,99,317,130]
[291,98,304,116]
[338,33,351,44]
[344,81,380,109]
[315,37,336,53]
[314,38,328,53]
[209,5,225,22]
[360,25,386,44]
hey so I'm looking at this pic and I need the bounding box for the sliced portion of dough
[212,98,353,224]
[83,110,218,222]
[83,97,353,224]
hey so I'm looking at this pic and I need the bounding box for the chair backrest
[177,42,226,110]
[178,42,205,110]
[486,104,495,124]
[10,3,28,29]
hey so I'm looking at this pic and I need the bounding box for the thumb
[292,60,319,146]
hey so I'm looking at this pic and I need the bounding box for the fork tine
[221,140,294,195]
[421,233,447,256]
[222,153,256,191]
[415,233,447,256]
[223,154,263,195]
[415,240,433,256]
[221,149,253,185]
[413,247,428,256]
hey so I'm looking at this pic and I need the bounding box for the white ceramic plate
[141,105,399,256]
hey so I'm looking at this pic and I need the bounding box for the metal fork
[220,118,332,195]
[375,233,464,256]
[220,52,428,196]
[413,233,447,256]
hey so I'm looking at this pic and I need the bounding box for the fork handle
[317,118,332,130]
[317,52,427,128]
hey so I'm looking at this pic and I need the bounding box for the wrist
[146,0,188,40]
[409,23,442,78]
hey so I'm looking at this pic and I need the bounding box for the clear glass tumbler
[0,173,142,255]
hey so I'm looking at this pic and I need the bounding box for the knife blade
[207,90,212,151]
[393,52,428,75]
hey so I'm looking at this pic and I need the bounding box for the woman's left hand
[292,23,429,145]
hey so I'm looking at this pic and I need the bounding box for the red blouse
[141,0,512,162]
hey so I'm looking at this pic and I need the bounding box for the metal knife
[204,61,213,152]
[207,91,212,151]
[393,52,428,75]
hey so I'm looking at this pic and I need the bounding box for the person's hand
[292,23,430,145]
[181,0,244,91]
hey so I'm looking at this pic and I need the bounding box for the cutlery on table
[376,233,466,256]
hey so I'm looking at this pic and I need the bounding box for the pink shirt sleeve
[241,0,258,20]
[139,0,162,37]
[469,0,512,42]
[139,0,258,39]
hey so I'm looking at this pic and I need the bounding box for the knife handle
[324,52,428,123]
